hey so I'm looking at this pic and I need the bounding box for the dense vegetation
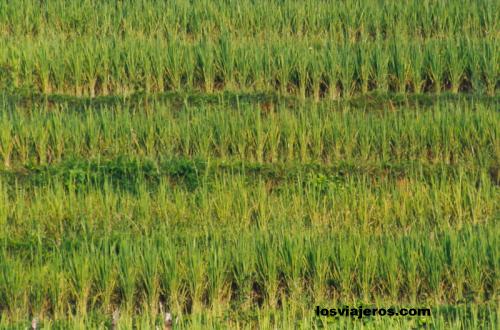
[0,1,498,329]
[0,0,498,97]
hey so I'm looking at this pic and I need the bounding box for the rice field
[0,1,499,329]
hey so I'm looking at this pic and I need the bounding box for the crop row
[0,100,497,168]
[1,159,498,234]
[0,229,497,324]
[0,0,497,40]
[1,36,497,97]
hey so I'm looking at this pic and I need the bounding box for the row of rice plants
[0,0,496,40]
[2,166,498,241]
[0,100,497,168]
[0,203,496,324]
[1,36,498,97]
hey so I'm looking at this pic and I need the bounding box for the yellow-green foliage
[0,1,498,328]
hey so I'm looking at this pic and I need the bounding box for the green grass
[0,1,498,328]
